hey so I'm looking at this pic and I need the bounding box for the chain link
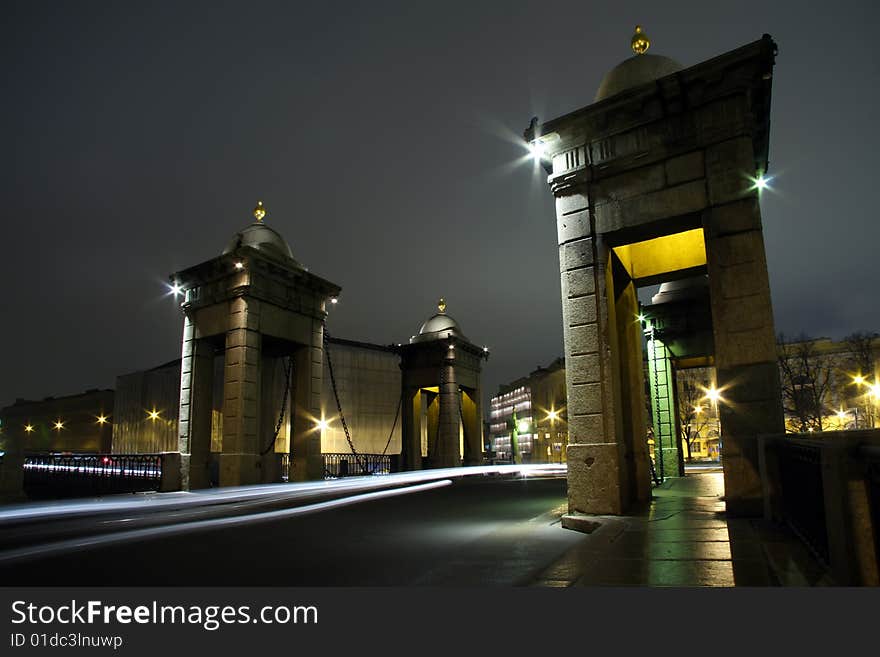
[261,355,294,456]
[323,329,368,471]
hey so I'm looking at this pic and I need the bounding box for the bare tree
[777,333,834,432]
[842,331,879,428]
[677,375,711,462]
[843,331,878,376]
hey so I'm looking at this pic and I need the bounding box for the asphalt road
[2,476,582,586]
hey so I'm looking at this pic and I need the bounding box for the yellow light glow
[694,405,703,414]
[870,384,880,400]
[24,424,34,433]
[97,415,108,425]
[517,420,530,433]
[703,387,722,404]
[234,261,244,270]
[853,374,865,385]
[836,409,848,421]
[612,228,707,282]
[316,419,330,431]
[147,409,161,421]
[546,410,560,422]
[53,420,64,431]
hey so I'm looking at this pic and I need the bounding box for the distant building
[777,334,880,433]
[488,358,567,463]
[0,389,114,454]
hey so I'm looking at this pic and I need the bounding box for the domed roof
[595,27,682,102]
[221,202,303,267]
[595,54,682,102]
[411,298,467,343]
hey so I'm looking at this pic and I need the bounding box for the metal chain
[322,329,368,472]
[381,392,403,457]
[261,355,294,456]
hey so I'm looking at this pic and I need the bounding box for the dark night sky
[2,0,878,410]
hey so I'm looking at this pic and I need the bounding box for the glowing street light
[853,374,865,386]
[704,387,721,403]
[528,140,546,160]
[168,282,183,297]
[96,414,109,425]
[53,420,64,431]
[234,261,244,270]
[693,405,704,414]
[316,418,330,431]
[517,419,530,434]
[24,424,34,433]
[147,409,161,421]
[749,172,772,193]
[546,409,560,422]
[330,297,338,304]
[836,409,849,422]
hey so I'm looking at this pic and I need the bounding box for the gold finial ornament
[253,200,266,222]
[438,298,447,314]
[631,25,650,55]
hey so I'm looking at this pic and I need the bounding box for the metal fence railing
[861,445,880,567]
[777,440,829,566]
[322,453,391,478]
[23,453,164,498]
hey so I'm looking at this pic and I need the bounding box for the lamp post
[850,375,878,429]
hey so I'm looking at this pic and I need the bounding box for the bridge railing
[17,450,395,498]
[322,453,391,478]
[759,429,880,585]
[775,440,829,565]
[23,453,165,498]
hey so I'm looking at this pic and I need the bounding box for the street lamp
[850,375,878,428]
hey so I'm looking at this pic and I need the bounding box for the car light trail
[0,480,454,565]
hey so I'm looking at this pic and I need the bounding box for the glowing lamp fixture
[527,132,559,161]
[147,409,161,421]
[546,410,560,422]
[168,282,183,297]
[517,420,530,433]
[53,420,64,431]
[24,424,34,433]
[693,405,703,414]
[836,409,848,421]
[870,384,880,400]
[637,313,646,323]
[316,419,330,431]
[234,261,244,270]
[854,374,865,385]
[704,387,721,404]
[96,415,108,425]
[330,297,338,304]
[529,140,547,160]
[750,172,772,193]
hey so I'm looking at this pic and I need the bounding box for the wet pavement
[530,472,833,586]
